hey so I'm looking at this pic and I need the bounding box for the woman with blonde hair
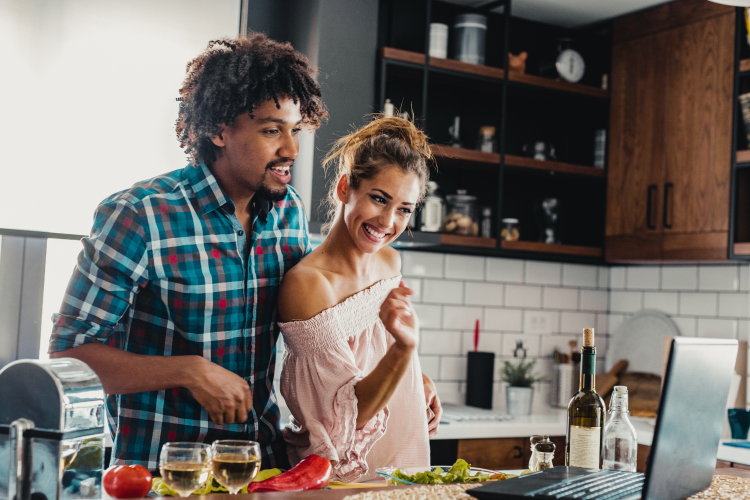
[277,116,442,482]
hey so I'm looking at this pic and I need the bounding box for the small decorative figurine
[508,51,527,74]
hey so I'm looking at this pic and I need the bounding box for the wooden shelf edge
[441,234,496,248]
[501,240,603,257]
[741,59,750,73]
[734,242,750,255]
[504,154,605,177]
[429,57,505,80]
[432,145,500,164]
[379,47,425,65]
[508,72,609,99]
[737,150,750,164]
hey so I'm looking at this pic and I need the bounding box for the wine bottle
[565,328,605,469]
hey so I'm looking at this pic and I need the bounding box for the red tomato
[103,464,153,499]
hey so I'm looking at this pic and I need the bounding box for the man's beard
[254,160,291,201]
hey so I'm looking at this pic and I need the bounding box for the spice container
[453,13,487,65]
[476,126,497,153]
[501,218,519,241]
[533,436,555,471]
[443,190,478,236]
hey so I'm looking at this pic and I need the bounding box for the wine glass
[159,442,212,497]
[211,440,261,494]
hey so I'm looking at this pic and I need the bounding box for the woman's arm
[354,282,418,428]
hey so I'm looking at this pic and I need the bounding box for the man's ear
[336,175,348,203]
[210,125,227,148]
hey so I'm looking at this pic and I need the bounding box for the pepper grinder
[528,435,544,471]
[533,436,556,471]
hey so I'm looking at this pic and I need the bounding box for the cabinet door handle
[513,445,523,459]
[663,183,673,229]
[646,185,657,230]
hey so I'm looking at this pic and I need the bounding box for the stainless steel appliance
[0,358,106,500]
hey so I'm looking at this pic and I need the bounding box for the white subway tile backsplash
[697,318,738,339]
[465,282,504,307]
[596,313,608,334]
[423,279,463,305]
[610,267,626,289]
[486,257,524,283]
[525,261,562,285]
[523,310,559,335]
[502,333,541,357]
[608,313,627,334]
[413,303,442,329]
[420,330,462,355]
[443,305,483,330]
[485,308,523,332]
[440,356,468,381]
[741,265,749,292]
[462,331,503,355]
[402,251,444,278]
[445,255,485,281]
[718,293,750,318]
[740,320,750,342]
[610,291,642,313]
[643,292,678,315]
[562,264,598,288]
[580,290,608,312]
[560,311,597,334]
[420,355,440,381]
[661,266,698,291]
[505,284,542,308]
[434,382,463,405]
[699,265,739,291]
[627,267,660,290]
[678,292,718,316]
[401,278,422,303]
[543,287,579,310]
[597,267,609,289]
[671,316,697,337]
[595,334,609,356]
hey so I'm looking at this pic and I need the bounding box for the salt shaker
[528,435,544,471]
[533,435,555,472]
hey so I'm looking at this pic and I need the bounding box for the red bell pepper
[248,454,332,492]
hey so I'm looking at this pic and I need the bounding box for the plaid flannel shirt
[49,163,310,471]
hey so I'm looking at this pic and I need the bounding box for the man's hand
[422,373,442,437]
[187,358,253,425]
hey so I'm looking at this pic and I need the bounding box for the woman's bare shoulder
[378,245,402,277]
[278,260,338,323]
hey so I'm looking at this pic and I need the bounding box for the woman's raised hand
[379,281,419,350]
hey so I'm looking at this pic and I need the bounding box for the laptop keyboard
[528,470,645,500]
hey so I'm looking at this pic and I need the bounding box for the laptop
[468,338,739,500]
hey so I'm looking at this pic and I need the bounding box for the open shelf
[504,155,605,177]
[741,59,750,74]
[432,145,500,164]
[738,150,750,164]
[380,47,609,98]
[501,240,603,257]
[507,72,609,99]
[441,234,496,248]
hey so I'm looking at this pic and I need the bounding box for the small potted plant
[501,342,546,415]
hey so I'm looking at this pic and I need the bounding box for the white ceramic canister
[429,23,448,59]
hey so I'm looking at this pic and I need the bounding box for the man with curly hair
[49,33,327,470]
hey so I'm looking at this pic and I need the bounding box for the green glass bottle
[565,328,605,469]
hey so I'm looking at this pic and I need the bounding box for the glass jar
[501,218,520,241]
[443,190,478,236]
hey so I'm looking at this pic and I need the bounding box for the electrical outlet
[524,311,555,334]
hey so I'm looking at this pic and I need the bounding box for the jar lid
[446,192,476,203]
[501,218,519,224]
[480,126,495,137]
[482,207,492,216]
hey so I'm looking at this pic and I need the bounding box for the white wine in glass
[159,442,212,497]
[211,440,261,494]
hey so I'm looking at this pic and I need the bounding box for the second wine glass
[211,440,261,494]
[159,442,212,497]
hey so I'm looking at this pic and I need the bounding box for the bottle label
[569,425,600,468]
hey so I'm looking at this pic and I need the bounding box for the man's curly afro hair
[176,32,328,167]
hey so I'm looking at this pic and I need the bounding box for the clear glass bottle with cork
[602,386,638,471]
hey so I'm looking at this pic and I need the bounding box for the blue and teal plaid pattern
[49,163,310,471]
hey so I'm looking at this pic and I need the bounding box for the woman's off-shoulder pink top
[278,275,430,482]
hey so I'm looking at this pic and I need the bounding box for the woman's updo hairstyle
[322,115,433,232]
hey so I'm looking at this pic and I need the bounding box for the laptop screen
[643,337,738,500]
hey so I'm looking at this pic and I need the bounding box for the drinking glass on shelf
[159,442,212,497]
[211,440,261,495]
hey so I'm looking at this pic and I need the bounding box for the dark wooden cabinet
[606,0,734,262]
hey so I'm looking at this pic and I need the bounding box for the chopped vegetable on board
[391,459,518,485]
